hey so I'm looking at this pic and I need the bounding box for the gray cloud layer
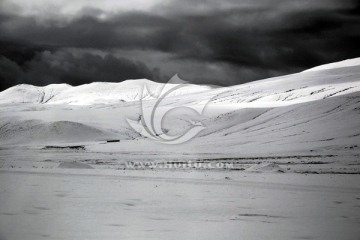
[0,0,359,90]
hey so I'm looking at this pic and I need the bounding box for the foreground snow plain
[1,58,360,239]
[1,169,359,240]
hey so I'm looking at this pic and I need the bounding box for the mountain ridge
[1,57,360,105]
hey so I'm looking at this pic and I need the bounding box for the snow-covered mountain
[0,79,212,105]
[1,59,359,107]
[0,58,359,161]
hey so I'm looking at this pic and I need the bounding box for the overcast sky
[0,0,359,90]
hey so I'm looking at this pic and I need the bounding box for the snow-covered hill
[1,59,360,107]
[303,57,360,72]
[0,79,213,105]
[0,58,360,163]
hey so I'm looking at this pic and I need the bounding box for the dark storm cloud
[0,50,161,91]
[0,0,359,89]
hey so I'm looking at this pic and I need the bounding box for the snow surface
[1,58,360,240]
[0,169,359,240]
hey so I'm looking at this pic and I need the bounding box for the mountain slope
[0,58,359,160]
[0,79,213,105]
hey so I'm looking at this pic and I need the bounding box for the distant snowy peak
[0,79,213,105]
[303,58,360,72]
[0,83,73,104]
